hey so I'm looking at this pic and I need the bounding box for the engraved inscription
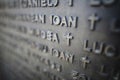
[21,0,59,8]
[110,18,120,33]
[29,41,49,53]
[30,51,62,72]
[102,0,115,6]
[50,15,78,28]
[88,13,100,31]
[104,45,116,57]
[80,57,91,69]
[0,28,75,64]
[27,28,59,43]
[71,70,79,80]
[18,14,46,23]
[71,70,90,80]
[63,33,73,46]
[93,42,104,54]
[31,14,45,23]
[99,65,109,77]
[83,40,117,57]
[68,0,73,6]
[51,48,74,63]
[90,0,116,6]
[0,1,119,80]
[43,69,65,80]
[90,0,101,6]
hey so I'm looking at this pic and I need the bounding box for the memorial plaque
[0,0,120,80]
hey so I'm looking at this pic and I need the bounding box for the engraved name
[90,0,116,6]
[50,15,78,28]
[83,40,119,57]
[21,0,59,8]
[51,48,74,63]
